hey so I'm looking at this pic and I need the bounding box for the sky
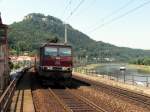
[0,0,150,49]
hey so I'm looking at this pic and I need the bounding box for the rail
[50,88,107,112]
[48,89,72,112]
[0,67,30,112]
[0,79,16,112]
[68,89,108,112]
[73,75,150,110]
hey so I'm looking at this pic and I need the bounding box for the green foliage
[9,49,17,55]
[130,57,150,65]
[8,13,150,61]
[8,61,14,69]
[13,63,20,69]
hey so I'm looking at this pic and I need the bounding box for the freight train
[35,43,73,81]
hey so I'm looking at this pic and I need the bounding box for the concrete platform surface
[10,71,35,112]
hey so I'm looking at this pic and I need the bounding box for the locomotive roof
[40,43,72,48]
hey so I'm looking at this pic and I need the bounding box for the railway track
[32,72,150,112]
[73,75,150,109]
[49,88,107,112]
[32,74,107,112]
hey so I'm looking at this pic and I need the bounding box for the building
[0,13,10,94]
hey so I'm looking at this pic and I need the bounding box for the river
[93,63,150,86]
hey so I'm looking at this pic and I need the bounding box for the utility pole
[64,23,67,44]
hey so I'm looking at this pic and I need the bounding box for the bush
[14,63,20,69]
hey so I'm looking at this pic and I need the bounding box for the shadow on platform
[27,71,91,90]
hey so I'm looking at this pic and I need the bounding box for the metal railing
[0,79,16,112]
[0,67,30,112]
[74,67,150,87]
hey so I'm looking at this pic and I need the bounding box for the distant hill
[8,13,150,61]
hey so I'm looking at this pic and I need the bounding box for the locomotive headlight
[47,66,53,70]
[40,66,45,70]
[62,67,68,70]
[62,67,72,71]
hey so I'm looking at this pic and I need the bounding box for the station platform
[73,72,150,97]
[10,70,35,112]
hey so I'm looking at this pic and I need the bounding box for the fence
[74,67,150,87]
[0,67,30,112]
[0,79,16,111]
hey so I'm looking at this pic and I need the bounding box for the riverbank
[81,64,102,69]
[127,64,150,74]
[82,63,150,74]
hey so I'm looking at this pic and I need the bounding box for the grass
[127,64,150,73]
[79,63,150,73]
[82,64,102,69]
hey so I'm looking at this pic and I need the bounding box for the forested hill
[8,13,150,61]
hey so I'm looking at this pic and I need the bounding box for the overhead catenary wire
[89,0,150,33]
[61,0,72,21]
[75,0,96,17]
[62,0,72,43]
[90,0,135,28]
[65,0,85,21]
[64,0,85,43]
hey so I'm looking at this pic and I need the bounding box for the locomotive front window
[44,47,57,56]
[59,48,71,56]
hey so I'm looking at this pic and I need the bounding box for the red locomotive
[35,43,73,80]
